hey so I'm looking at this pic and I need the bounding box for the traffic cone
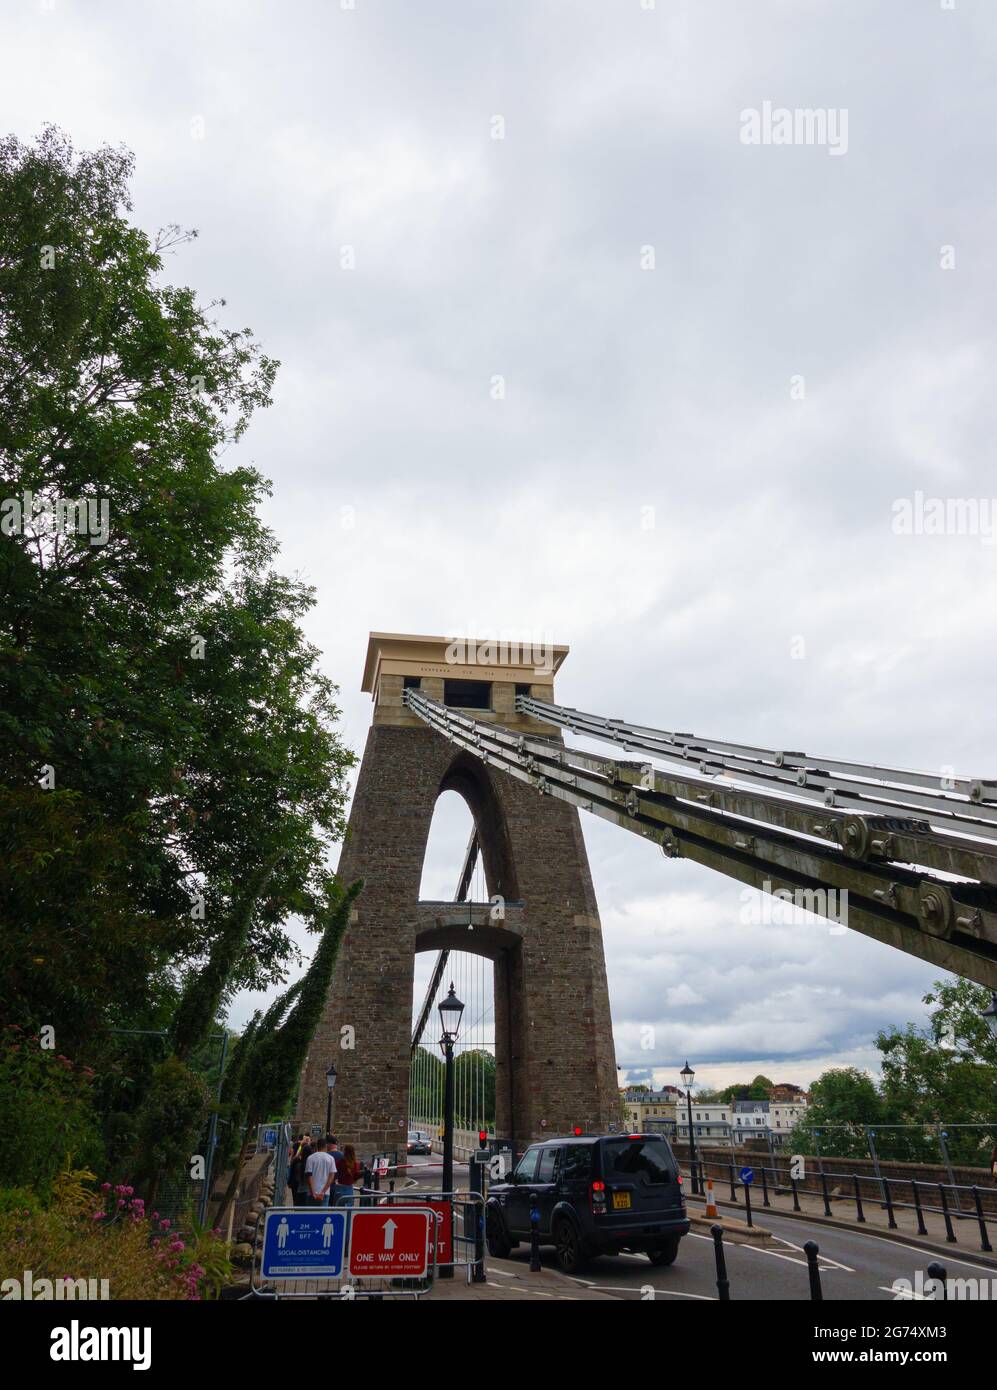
[704,1179,719,1219]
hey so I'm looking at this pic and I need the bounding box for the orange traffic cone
[704,1179,718,1219]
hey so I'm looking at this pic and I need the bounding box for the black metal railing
[685,1156,994,1253]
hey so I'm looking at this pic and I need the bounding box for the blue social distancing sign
[261,1208,347,1278]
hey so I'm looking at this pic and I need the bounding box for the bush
[0,1166,231,1299]
[0,1186,42,1216]
[133,1056,208,1182]
[0,1026,104,1197]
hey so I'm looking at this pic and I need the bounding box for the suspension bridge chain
[402,688,997,991]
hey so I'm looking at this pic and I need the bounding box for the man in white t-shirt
[305,1136,338,1207]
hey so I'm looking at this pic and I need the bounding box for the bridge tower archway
[296,633,620,1155]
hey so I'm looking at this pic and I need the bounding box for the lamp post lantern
[325,1063,337,1136]
[438,982,464,1280]
[680,1061,699,1195]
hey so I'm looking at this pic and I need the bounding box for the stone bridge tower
[296,633,620,1155]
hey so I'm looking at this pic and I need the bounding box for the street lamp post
[325,1063,337,1136]
[681,1061,699,1196]
[438,982,465,1281]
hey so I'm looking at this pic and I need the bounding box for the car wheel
[553,1218,588,1275]
[647,1239,680,1266]
[486,1209,513,1259]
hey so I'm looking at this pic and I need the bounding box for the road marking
[879,1284,931,1301]
[773,1236,855,1273]
[560,1277,715,1300]
[757,1214,997,1274]
[688,1229,850,1273]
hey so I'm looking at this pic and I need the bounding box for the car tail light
[590,1180,606,1215]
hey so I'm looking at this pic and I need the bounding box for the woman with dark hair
[333,1144,361,1208]
[289,1138,312,1207]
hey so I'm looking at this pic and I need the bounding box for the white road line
[758,1213,997,1273]
[689,1229,851,1273]
[774,1236,855,1273]
[568,1280,715,1300]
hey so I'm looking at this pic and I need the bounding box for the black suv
[485,1133,689,1273]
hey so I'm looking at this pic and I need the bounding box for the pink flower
[92,1212,105,1221]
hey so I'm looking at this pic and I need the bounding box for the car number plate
[611,1191,631,1210]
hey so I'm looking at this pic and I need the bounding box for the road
[398,1154,995,1301]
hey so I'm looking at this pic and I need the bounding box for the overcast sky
[7,0,996,1091]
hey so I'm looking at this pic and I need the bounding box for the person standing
[333,1144,361,1208]
[327,1134,344,1174]
[290,1137,312,1207]
[305,1135,337,1207]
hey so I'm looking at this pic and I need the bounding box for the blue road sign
[739,1166,754,1186]
[261,1208,347,1279]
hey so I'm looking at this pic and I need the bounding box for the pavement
[683,1167,997,1269]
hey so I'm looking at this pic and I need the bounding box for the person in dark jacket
[289,1138,312,1207]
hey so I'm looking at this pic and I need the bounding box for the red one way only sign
[348,1208,434,1279]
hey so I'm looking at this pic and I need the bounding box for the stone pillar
[296,716,619,1151]
[296,631,619,1152]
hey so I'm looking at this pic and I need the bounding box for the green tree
[409,1045,445,1122]
[784,1067,886,1159]
[876,978,997,1163]
[132,1056,210,1208]
[216,879,362,1225]
[453,1049,496,1127]
[0,127,355,1061]
[0,1026,104,1198]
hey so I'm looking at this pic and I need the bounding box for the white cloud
[7,0,992,1082]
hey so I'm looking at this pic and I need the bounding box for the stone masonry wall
[296,718,619,1155]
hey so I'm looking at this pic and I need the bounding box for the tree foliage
[875,978,997,1163]
[0,126,355,1059]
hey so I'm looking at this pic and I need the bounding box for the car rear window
[602,1138,675,1184]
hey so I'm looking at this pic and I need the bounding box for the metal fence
[687,1154,995,1253]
